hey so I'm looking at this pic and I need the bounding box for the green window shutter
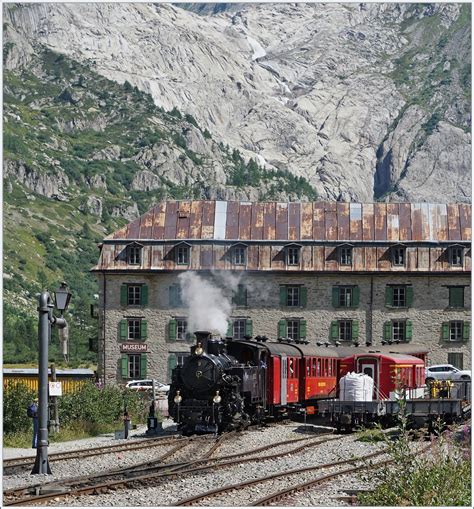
[450,287,464,308]
[168,355,177,380]
[169,319,177,341]
[352,286,360,308]
[140,354,147,378]
[141,285,148,306]
[120,285,128,306]
[352,320,359,340]
[140,320,148,340]
[279,286,287,306]
[384,321,392,340]
[245,319,253,337]
[226,320,233,337]
[405,320,413,341]
[121,355,128,377]
[278,319,286,338]
[442,322,450,341]
[385,286,393,307]
[300,287,307,307]
[330,321,338,340]
[406,286,413,308]
[332,287,339,308]
[119,320,127,341]
[169,285,177,307]
[299,320,307,339]
[463,321,470,341]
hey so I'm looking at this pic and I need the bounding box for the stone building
[93,201,471,384]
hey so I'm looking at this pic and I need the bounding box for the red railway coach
[340,352,425,400]
[265,343,301,408]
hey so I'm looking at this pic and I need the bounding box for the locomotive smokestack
[194,331,211,352]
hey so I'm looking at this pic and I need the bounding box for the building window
[449,287,464,308]
[169,284,183,307]
[128,246,141,265]
[287,320,300,340]
[449,247,463,267]
[233,319,246,339]
[331,320,359,342]
[176,352,190,366]
[332,286,359,308]
[287,286,300,307]
[450,321,463,341]
[392,321,406,341]
[339,246,353,266]
[176,246,190,265]
[386,285,412,308]
[339,320,352,341]
[392,247,405,267]
[128,354,141,378]
[339,287,353,307]
[176,318,188,341]
[287,247,300,266]
[233,284,247,307]
[392,286,406,307]
[128,285,141,305]
[233,246,246,265]
[448,353,464,369]
[128,319,141,341]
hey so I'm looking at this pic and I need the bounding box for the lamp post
[32,283,71,475]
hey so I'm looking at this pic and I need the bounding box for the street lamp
[32,283,72,475]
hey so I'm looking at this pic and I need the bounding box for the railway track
[3,433,338,506]
[175,442,434,506]
[3,434,180,472]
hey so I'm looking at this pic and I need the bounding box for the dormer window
[127,244,142,265]
[231,244,247,265]
[449,246,464,267]
[339,245,353,266]
[392,246,406,267]
[177,245,190,265]
[286,244,301,266]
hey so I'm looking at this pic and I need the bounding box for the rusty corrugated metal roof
[105,201,471,243]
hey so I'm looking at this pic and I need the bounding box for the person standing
[27,398,39,448]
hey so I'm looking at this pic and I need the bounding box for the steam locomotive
[168,331,452,434]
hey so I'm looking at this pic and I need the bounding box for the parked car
[125,380,170,393]
[425,364,471,384]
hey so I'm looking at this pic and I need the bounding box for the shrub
[3,381,36,434]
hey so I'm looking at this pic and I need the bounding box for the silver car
[425,364,471,384]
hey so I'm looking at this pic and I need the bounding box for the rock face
[3,2,471,202]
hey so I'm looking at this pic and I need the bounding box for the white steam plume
[178,272,234,336]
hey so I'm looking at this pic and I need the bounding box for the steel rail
[3,434,180,471]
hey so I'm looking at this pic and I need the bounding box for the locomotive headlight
[174,391,182,404]
[213,391,222,404]
[195,343,204,356]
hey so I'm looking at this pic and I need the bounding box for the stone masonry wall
[97,272,471,384]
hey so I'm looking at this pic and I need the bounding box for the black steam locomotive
[168,331,267,434]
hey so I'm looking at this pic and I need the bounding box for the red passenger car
[340,352,425,399]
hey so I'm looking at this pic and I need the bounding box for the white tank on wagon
[338,372,374,401]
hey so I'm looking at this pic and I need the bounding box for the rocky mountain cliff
[4,2,471,203]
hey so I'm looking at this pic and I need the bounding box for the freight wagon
[3,368,95,394]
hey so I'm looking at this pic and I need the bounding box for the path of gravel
[3,420,178,491]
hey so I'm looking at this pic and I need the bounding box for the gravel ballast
[4,421,394,506]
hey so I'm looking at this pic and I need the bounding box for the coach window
[312,358,317,376]
[317,359,321,376]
